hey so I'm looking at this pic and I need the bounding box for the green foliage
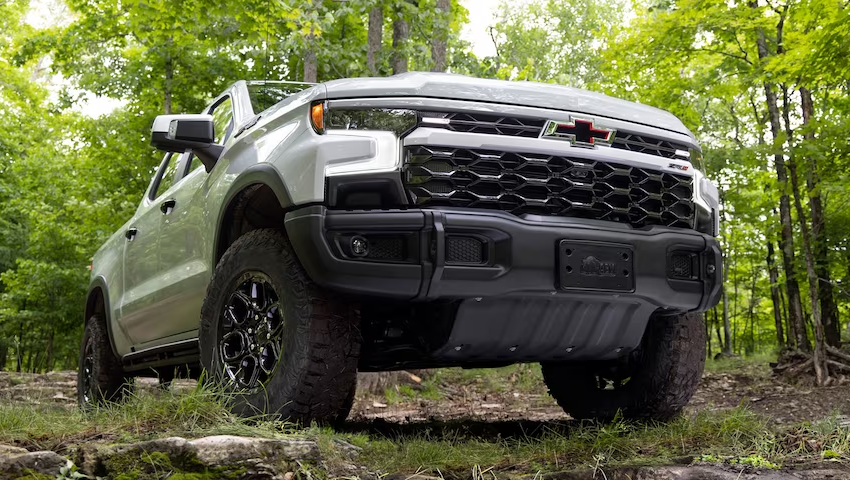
[0,0,469,371]
[2,0,850,370]
[488,0,625,86]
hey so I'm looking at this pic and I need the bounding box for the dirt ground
[5,361,850,427]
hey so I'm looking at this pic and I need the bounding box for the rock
[331,439,362,460]
[190,435,320,464]
[0,444,28,455]
[76,435,320,479]
[0,450,68,478]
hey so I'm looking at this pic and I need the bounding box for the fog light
[351,236,369,257]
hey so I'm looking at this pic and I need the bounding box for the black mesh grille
[669,254,694,278]
[423,112,545,138]
[404,146,695,229]
[420,113,689,160]
[611,133,688,159]
[367,237,405,260]
[446,236,484,264]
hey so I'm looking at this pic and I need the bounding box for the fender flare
[85,276,121,359]
[212,164,296,264]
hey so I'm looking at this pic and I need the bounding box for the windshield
[246,81,315,114]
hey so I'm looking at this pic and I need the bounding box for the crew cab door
[117,152,182,344]
[153,94,238,339]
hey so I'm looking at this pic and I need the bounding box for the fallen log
[826,359,850,373]
[826,346,850,364]
[786,358,814,377]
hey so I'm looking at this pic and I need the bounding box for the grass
[704,351,775,375]
[358,408,850,475]
[380,364,544,404]
[0,382,297,451]
[3,359,849,477]
[429,364,545,395]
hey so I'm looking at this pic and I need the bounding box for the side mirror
[150,114,223,173]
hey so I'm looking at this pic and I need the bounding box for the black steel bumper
[284,205,722,313]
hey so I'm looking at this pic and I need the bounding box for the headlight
[689,148,704,171]
[325,108,418,136]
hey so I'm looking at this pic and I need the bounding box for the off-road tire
[200,228,361,424]
[77,315,130,409]
[542,312,705,421]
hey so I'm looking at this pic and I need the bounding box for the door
[152,95,237,340]
[118,152,181,345]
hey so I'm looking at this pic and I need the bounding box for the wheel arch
[84,277,120,359]
[213,164,298,266]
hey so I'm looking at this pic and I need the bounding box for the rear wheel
[200,229,361,424]
[542,312,705,421]
[77,315,130,409]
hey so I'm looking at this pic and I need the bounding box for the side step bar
[122,338,200,372]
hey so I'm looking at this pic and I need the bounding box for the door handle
[125,228,138,241]
[160,199,176,215]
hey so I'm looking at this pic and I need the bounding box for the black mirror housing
[150,114,223,173]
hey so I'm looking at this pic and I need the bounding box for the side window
[150,153,180,199]
[210,96,234,145]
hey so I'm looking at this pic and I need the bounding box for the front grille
[404,146,694,229]
[423,112,544,138]
[611,133,687,159]
[420,113,689,160]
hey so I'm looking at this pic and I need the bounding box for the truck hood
[322,72,693,137]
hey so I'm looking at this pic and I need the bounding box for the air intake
[446,236,485,264]
[668,253,695,279]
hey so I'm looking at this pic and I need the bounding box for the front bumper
[284,205,722,313]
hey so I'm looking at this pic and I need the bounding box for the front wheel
[542,312,706,421]
[199,229,361,424]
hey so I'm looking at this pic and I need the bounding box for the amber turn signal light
[310,102,325,134]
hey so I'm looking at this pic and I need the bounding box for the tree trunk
[792,158,829,384]
[164,56,173,115]
[746,266,757,354]
[752,20,808,351]
[767,241,785,348]
[781,287,792,348]
[16,319,23,373]
[721,220,732,354]
[303,40,318,82]
[714,308,724,353]
[732,245,739,355]
[367,6,384,76]
[800,87,840,347]
[430,0,450,72]
[46,326,54,372]
[0,340,7,371]
[778,82,828,382]
[391,3,410,74]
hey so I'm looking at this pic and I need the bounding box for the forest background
[1,0,849,379]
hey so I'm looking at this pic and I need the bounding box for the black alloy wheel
[218,272,285,391]
[80,337,96,404]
